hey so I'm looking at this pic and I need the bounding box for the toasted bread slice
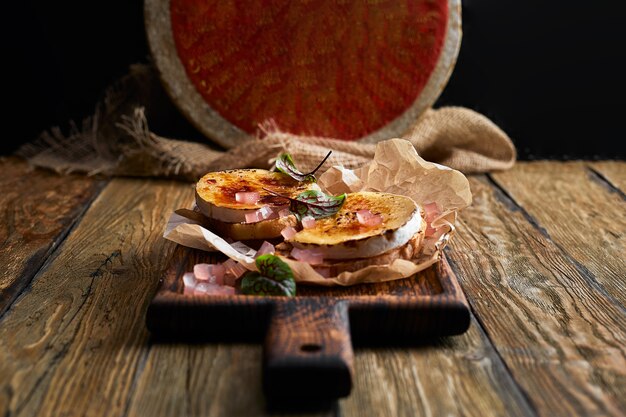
[207,216,298,242]
[196,169,318,223]
[289,191,424,259]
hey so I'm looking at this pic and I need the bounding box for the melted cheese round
[196,169,319,223]
[290,191,423,259]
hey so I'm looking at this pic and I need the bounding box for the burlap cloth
[18,64,516,180]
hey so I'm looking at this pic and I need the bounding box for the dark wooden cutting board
[147,245,470,400]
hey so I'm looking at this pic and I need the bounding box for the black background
[2,0,624,158]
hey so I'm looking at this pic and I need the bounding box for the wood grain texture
[491,161,626,305]
[2,161,623,417]
[147,248,471,400]
[446,175,626,416]
[0,157,104,315]
[125,344,282,417]
[589,161,626,192]
[342,317,535,417]
[126,343,337,416]
[0,178,192,417]
[264,299,353,399]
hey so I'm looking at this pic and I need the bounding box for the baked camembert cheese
[195,169,319,241]
[279,191,425,274]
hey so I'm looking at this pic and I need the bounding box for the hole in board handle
[300,343,322,353]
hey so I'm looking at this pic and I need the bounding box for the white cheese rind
[197,199,262,223]
[291,207,423,259]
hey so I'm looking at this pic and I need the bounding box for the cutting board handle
[263,299,353,399]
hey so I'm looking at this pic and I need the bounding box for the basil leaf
[290,190,346,221]
[241,272,296,296]
[256,254,294,282]
[262,188,346,221]
[275,151,332,183]
[240,254,296,297]
[275,153,315,182]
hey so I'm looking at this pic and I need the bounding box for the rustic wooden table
[0,157,624,417]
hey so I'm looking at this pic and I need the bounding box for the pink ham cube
[301,216,316,229]
[423,202,440,222]
[222,259,248,286]
[256,241,275,257]
[244,206,276,223]
[291,247,324,265]
[194,282,235,296]
[356,209,383,227]
[235,191,260,204]
[281,226,297,240]
[423,202,441,237]
[194,281,212,295]
[182,272,196,295]
[193,263,226,284]
[193,263,211,280]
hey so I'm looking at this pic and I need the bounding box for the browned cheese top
[196,169,315,209]
[293,191,421,245]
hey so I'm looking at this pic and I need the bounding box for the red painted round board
[146,0,461,148]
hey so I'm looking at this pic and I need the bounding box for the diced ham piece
[301,216,316,229]
[193,263,210,280]
[256,241,275,257]
[291,247,324,265]
[209,264,226,285]
[423,202,440,237]
[193,263,225,284]
[222,259,248,286]
[281,226,298,240]
[423,202,440,221]
[356,209,383,227]
[194,281,212,295]
[222,258,237,273]
[244,206,276,223]
[259,205,277,219]
[245,211,261,223]
[182,272,196,294]
[235,191,260,204]
[215,286,236,295]
[194,282,235,295]
[278,208,291,218]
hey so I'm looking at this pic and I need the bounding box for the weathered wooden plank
[341,317,535,417]
[589,161,626,193]
[0,157,104,315]
[125,344,335,417]
[0,178,191,417]
[129,322,532,417]
[446,175,626,416]
[491,161,626,305]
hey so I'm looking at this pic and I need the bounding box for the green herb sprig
[263,188,346,221]
[241,254,296,297]
[275,151,332,183]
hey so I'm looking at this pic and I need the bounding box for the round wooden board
[145,0,461,149]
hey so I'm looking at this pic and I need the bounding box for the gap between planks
[0,158,108,318]
[0,177,194,417]
[0,182,108,319]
